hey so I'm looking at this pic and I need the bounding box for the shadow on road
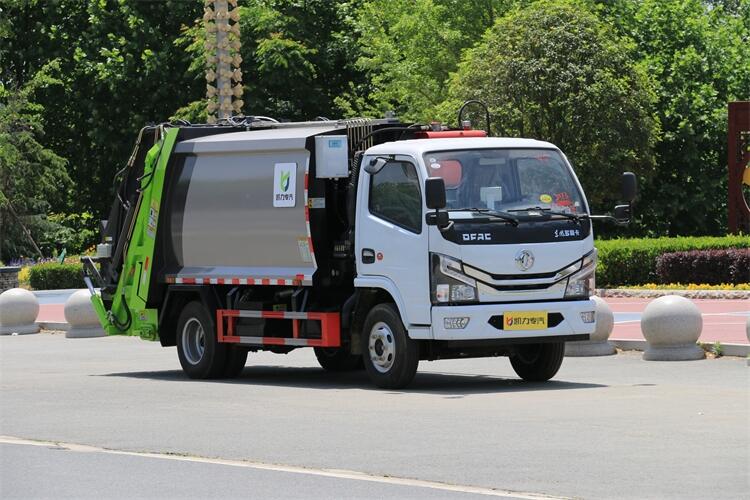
[100,366,605,396]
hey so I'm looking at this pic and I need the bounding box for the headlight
[564,250,596,299]
[431,254,478,304]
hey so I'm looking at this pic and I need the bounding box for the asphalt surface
[1,333,748,499]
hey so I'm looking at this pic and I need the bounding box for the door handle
[361,248,375,264]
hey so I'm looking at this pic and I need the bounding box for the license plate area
[489,311,550,331]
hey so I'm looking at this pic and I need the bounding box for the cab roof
[366,137,559,157]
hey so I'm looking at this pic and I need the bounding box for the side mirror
[425,177,446,210]
[621,172,637,203]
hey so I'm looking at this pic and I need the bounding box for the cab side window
[369,160,422,233]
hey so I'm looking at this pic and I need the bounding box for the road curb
[612,338,749,357]
[37,321,70,331]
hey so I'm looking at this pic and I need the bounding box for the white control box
[315,135,349,178]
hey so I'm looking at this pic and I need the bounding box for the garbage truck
[83,110,637,388]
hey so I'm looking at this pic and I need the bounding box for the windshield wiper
[449,208,519,226]
[507,206,583,223]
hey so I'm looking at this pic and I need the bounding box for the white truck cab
[352,137,603,385]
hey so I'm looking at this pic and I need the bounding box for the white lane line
[0,436,567,500]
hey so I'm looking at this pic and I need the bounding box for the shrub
[656,249,750,285]
[28,262,84,290]
[596,235,750,287]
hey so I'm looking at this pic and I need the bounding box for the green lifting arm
[87,127,179,340]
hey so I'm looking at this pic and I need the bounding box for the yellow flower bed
[625,283,750,291]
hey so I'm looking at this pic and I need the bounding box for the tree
[601,0,750,235]
[0,63,71,261]
[344,0,522,120]
[1,0,205,217]
[445,0,659,214]
[175,0,365,122]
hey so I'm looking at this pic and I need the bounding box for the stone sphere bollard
[641,295,704,361]
[565,296,616,356]
[0,288,39,335]
[64,290,105,338]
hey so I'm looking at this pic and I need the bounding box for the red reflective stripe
[263,338,286,346]
[166,277,175,284]
[262,311,286,319]
[304,173,309,189]
[307,237,315,255]
[202,278,211,284]
[231,278,240,285]
[144,256,150,271]
[262,278,270,285]
[305,206,310,221]
[217,278,225,285]
[182,278,196,284]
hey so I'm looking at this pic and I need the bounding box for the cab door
[355,155,430,325]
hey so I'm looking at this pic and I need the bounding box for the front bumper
[431,299,596,341]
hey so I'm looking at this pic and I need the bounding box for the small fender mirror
[364,157,388,174]
[425,177,447,210]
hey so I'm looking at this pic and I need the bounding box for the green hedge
[28,263,84,290]
[596,236,750,287]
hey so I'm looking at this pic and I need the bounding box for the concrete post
[641,295,704,361]
[565,296,616,356]
[0,288,39,335]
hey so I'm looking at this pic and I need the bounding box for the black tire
[314,347,364,372]
[223,348,248,378]
[361,303,419,389]
[176,301,229,379]
[509,342,565,382]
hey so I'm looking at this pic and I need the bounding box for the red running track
[36,297,749,344]
[607,297,749,345]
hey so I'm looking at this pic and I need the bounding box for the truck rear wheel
[314,347,363,372]
[361,303,419,389]
[509,342,565,382]
[176,301,231,379]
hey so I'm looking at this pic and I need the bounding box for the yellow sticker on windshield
[539,194,552,203]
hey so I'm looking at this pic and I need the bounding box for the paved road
[0,441,508,500]
[1,333,748,499]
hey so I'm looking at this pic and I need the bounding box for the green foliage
[44,212,99,256]
[0,61,71,261]
[446,0,659,214]
[600,0,750,235]
[1,0,205,216]
[28,262,83,290]
[175,0,363,121]
[344,0,524,120]
[596,235,750,286]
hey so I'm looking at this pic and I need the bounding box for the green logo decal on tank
[273,162,297,207]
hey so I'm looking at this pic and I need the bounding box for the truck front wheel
[361,303,419,389]
[509,342,565,382]
[176,301,241,379]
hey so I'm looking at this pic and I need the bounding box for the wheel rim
[368,321,395,373]
[182,318,205,365]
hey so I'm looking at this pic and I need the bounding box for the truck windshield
[423,148,586,215]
